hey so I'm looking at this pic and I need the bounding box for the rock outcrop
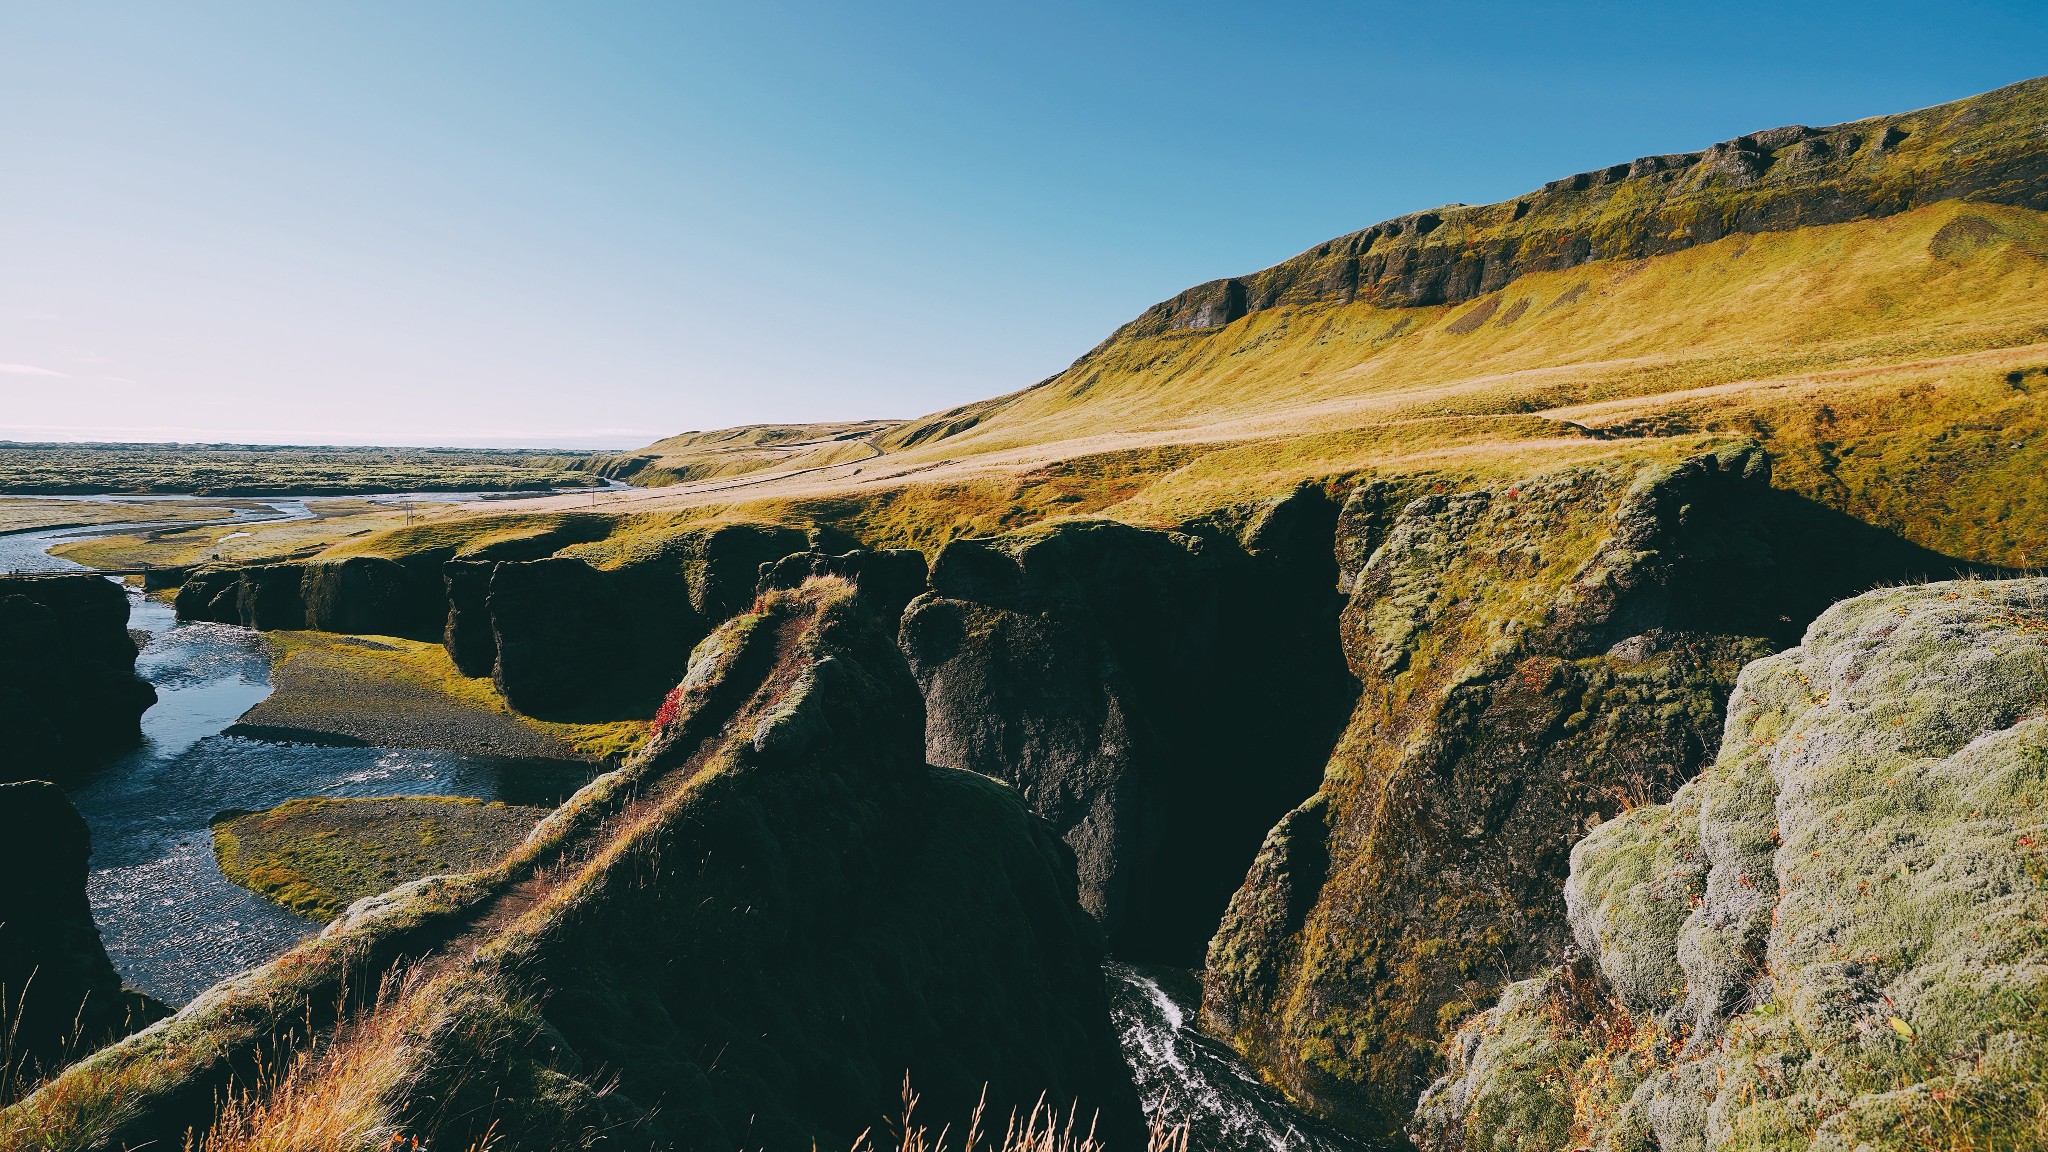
[483,522,806,717]
[176,557,442,640]
[1109,76,2048,337]
[440,559,497,677]
[0,575,155,781]
[175,521,811,723]
[901,489,1357,963]
[1415,577,2048,1152]
[758,543,930,625]
[0,781,162,1094]
[7,578,1140,1151]
[1201,446,1976,1140]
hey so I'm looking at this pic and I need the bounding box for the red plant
[650,685,687,731]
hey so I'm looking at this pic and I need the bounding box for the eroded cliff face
[1201,447,1973,1140]
[482,521,807,717]
[0,781,163,1097]
[7,579,1141,1152]
[1414,578,2048,1152]
[178,521,812,723]
[900,490,1357,964]
[176,556,443,640]
[0,574,156,781]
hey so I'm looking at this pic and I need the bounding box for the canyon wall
[0,574,155,781]
[0,781,163,1094]
[900,489,1357,964]
[1201,446,1975,1140]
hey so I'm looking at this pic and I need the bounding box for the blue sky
[2,2,2043,449]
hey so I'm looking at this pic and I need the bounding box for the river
[4,498,1369,1149]
[0,499,586,1003]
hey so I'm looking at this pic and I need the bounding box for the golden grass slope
[589,420,901,487]
[276,197,2048,572]
[53,82,2048,575]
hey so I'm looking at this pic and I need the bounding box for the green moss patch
[212,797,546,921]
[233,630,648,763]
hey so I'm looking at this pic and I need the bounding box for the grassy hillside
[585,420,900,487]
[63,77,2048,575]
[303,195,2047,571]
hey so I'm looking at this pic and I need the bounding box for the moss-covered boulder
[901,487,1356,964]
[0,574,156,780]
[1416,576,2048,1152]
[1202,447,1974,1140]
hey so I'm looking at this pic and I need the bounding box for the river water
[1107,964,1375,1152]
[4,497,1364,1148]
[0,501,585,1003]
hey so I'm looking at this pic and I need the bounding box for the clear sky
[2,2,2043,449]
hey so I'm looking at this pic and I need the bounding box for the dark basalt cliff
[1102,76,2048,342]
[176,556,443,640]
[455,581,1143,1149]
[178,522,811,722]
[1200,446,1981,1140]
[481,522,806,717]
[0,575,156,781]
[758,542,931,625]
[900,490,1357,964]
[0,781,162,1094]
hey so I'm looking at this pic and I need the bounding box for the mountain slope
[501,75,2048,570]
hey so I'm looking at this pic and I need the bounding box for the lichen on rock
[1416,577,2048,1152]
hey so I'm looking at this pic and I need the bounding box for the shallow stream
[1,501,585,1003]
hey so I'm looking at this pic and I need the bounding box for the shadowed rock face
[176,557,442,640]
[0,575,156,781]
[457,584,1145,1151]
[1202,446,1983,1140]
[485,556,638,717]
[1415,578,2048,1152]
[902,491,1357,965]
[482,522,808,718]
[440,559,497,677]
[0,781,161,1091]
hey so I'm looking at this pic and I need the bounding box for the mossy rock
[1417,577,2048,1152]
